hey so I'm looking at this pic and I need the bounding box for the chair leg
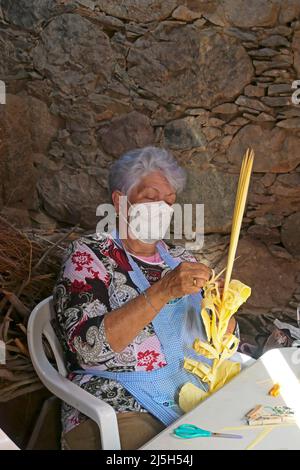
[26,396,60,450]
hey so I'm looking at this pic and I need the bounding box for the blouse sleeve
[53,239,117,370]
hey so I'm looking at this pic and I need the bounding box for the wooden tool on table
[245,405,295,426]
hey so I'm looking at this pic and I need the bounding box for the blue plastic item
[174,424,243,439]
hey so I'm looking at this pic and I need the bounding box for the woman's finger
[186,266,212,279]
[188,277,208,288]
[182,262,211,275]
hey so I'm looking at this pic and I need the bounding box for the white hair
[108,146,186,197]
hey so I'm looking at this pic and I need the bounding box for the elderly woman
[53,146,238,450]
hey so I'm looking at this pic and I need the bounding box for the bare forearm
[104,280,169,353]
[104,260,212,353]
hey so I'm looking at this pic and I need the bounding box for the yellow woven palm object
[181,149,254,412]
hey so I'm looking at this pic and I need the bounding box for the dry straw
[223,148,254,299]
[0,215,80,401]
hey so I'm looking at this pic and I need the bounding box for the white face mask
[127,200,174,244]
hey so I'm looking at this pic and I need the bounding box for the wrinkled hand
[159,261,212,301]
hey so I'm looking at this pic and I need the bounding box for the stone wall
[0,0,300,316]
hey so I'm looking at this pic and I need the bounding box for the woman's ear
[111,190,123,215]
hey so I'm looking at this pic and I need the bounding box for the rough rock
[276,173,300,188]
[278,108,300,119]
[37,168,109,228]
[277,118,300,129]
[292,30,300,76]
[244,85,265,97]
[178,167,238,234]
[29,210,57,230]
[281,212,300,256]
[77,0,95,10]
[262,96,292,107]
[99,111,154,157]
[279,0,300,24]
[212,103,239,114]
[224,28,257,42]
[261,35,290,48]
[222,0,280,28]
[171,6,202,21]
[261,173,277,187]
[268,244,293,260]
[235,95,270,112]
[1,0,55,31]
[255,214,282,227]
[268,83,293,95]
[202,127,222,142]
[127,25,253,108]
[248,48,278,58]
[0,28,34,81]
[228,124,300,173]
[95,0,178,22]
[253,57,293,75]
[0,94,59,209]
[32,14,113,95]
[247,225,281,245]
[26,95,63,153]
[163,117,206,150]
[233,237,299,309]
[271,174,300,197]
[243,112,275,122]
[0,207,32,228]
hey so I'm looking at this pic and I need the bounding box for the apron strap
[112,230,180,293]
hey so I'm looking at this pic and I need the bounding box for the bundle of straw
[0,215,80,401]
[183,148,255,390]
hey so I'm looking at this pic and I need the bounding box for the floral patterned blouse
[53,232,199,434]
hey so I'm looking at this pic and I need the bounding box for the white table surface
[0,428,19,450]
[141,347,300,450]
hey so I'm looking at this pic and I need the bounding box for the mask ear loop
[118,198,153,243]
[116,196,134,237]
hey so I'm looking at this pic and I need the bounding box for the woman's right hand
[158,261,212,301]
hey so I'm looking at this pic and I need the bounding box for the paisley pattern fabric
[53,232,198,434]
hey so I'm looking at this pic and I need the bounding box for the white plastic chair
[27,296,121,450]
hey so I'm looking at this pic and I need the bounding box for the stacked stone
[0,0,299,314]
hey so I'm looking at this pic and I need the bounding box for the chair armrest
[27,298,121,449]
[44,370,121,450]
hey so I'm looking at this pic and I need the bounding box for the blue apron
[75,233,218,426]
